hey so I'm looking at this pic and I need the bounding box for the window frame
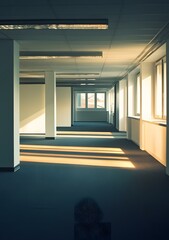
[154,56,166,120]
[163,58,166,119]
[76,92,86,109]
[96,92,106,109]
[135,73,141,116]
[87,92,95,108]
[75,91,106,110]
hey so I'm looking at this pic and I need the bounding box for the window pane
[163,61,167,118]
[97,93,105,108]
[87,93,95,108]
[76,93,86,108]
[155,63,162,117]
[136,74,140,115]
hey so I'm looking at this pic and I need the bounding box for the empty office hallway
[0,132,169,240]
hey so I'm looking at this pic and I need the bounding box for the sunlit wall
[20,84,45,133]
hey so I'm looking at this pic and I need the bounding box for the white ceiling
[0,0,169,89]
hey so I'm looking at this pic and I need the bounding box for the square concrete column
[166,41,169,176]
[140,62,154,151]
[0,40,20,171]
[45,72,56,139]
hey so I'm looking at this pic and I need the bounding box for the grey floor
[0,123,169,240]
[57,121,119,132]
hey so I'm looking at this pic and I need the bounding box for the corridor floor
[0,132,169,240]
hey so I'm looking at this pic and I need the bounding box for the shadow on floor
[0,136,169,240]
[57,121,118,132]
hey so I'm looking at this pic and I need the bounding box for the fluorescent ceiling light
[0,19,108,30]
[20,73,44,78]
[20,51,103,59]
[55,73,100,76]
[80,83,95,86]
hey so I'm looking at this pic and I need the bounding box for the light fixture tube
[20,51,103,59]
[0,19,108,30]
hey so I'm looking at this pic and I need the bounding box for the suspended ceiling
[0,0,169,89]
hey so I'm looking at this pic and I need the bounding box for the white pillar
[119,79,127,131]
[0,40,20,171]
[140,62,154,150]
[166,41,169,176]
[126,74,131,140]
[45,72,56,139]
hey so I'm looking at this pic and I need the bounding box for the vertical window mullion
[95,93,96,108]
[86,93,88,108]
[87,93,95,108]
[155,61,163,118]
[76,92,106,110]
[76,92,86,108]
[163,59,167,119]
[162,60,164,119]
[96,93,105,108]
[136,73,140,115]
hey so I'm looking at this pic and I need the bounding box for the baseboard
[0,164,20,172]
[45,137,56,140]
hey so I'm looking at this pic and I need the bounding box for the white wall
[142,121,166,166]
[166,41,169,175]
[128,118,140,145]
[128,67,140,117]
[75,110,108,122]
[141,62,154,121]
[56,87,71,127]
[119,79,127,131]
[139,62,154,150]
[20,85,72,133]
[108,87,115,124]
[128,72,136,117]
[115,79,127,131]
[127,44,167,168]
[140,46,166,155]
[127,68,140,144]
[20,84,45,134]
[0,41,20,168]
[115,83,119,130]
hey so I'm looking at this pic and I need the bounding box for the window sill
[76,108,106,111]
[142,119,166,126]
[151,119,167,126]
[128,116,140,120]
[128,117,167,126]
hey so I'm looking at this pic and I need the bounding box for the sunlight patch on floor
[21,152,129,161]
[58,131,113,135]
[20,132,127,139]
[20,145,125,154]
[20,154,135,169]
[56,135,126,139]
